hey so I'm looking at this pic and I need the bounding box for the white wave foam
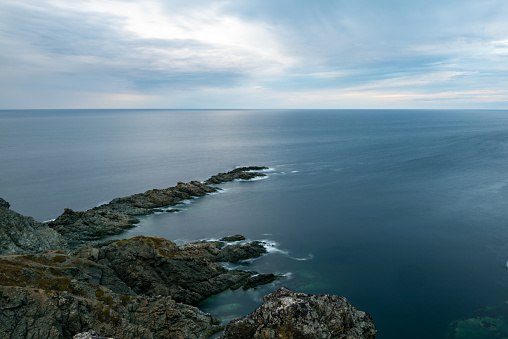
[259,240,289,255]
[208,188,227,195]
[290,254,314,261]
[260,167,276,173]
[247,175,269,181]
[259,240,313,261]
[177,237,313,264]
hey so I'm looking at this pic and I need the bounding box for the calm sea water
[2,109,508,338]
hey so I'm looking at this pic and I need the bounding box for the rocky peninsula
[0,167,376,338]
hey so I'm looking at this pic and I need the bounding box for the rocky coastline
[0,167,376,338]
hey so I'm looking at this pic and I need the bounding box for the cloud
[1,0,508,108]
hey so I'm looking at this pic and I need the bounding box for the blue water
[2,109,508,338]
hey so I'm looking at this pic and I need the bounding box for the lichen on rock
[221,287,377,339]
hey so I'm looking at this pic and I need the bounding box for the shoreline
[0,166,376,338]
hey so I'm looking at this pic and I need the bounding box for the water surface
[2,109,508,338]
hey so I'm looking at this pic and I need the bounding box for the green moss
[52,255,67,263]
[119,294,132,306]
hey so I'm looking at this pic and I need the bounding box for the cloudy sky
[1,0,508,109]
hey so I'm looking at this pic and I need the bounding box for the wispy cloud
[1,0,507,108]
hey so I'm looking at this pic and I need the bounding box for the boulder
[221,287,377,339]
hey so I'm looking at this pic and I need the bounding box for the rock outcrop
[0,286,220,339]
[47,181,218,248]
[97,181,219,215]
[204,166,268,184]
[48,208,139,247]
[221,287,377,339]
[215,241,267,263]
[220,234,246,242]
[0,167,378,338]
[0,198,67,255]
[0,234,277,338]
[93,236,272,305]
[46,168,268,248]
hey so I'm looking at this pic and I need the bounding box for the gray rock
[204,166,268,184]
[220,234,246,242]
[0,198,67,255]
[95,236,257,305]
[221,287,377,339]
[48,208,139,248]
[100,180,219,215]
[0,286,220,339]
[216,241,267,263]
[0,197,10,209]
[48,181,219,247]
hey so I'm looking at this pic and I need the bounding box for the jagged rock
[204,166,268,184]
[99,181,219,215]
[47,181,219,248]
[0,286,220,339]
[0,197,10,209]
[93,236,262,305]
[221,287,377,339]
[0,198,67,255]
[216,241,267,263]
[220,234,246,242]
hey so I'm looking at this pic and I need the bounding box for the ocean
[1,109,508,338]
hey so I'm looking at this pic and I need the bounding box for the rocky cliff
[221,287,377,339]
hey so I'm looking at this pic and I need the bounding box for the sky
[1,0,508,109]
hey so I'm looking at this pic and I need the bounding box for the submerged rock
[0,198,67,255]
[448,315,508,339]
[204,166,268,184]
[221,287,377,339]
